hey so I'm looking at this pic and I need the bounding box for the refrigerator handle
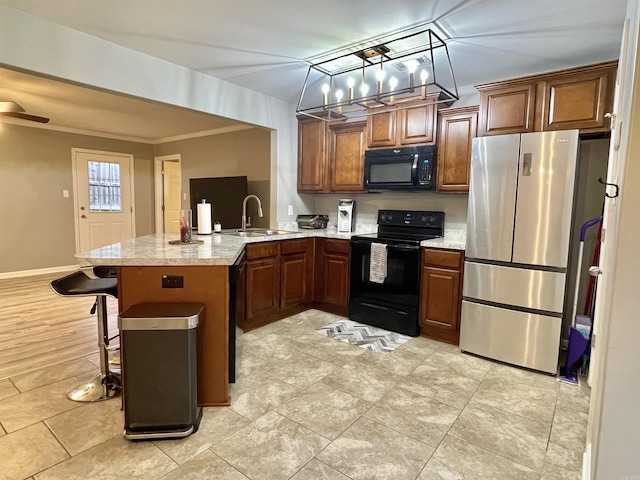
[522,153,532,176]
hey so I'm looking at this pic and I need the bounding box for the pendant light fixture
[296,26,458,121]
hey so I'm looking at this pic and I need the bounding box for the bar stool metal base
[66,373,120,402]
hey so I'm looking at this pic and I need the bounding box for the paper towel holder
[197,199,213,235]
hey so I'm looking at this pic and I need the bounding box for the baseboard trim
[582,443,591,479]
[0,265,78,280]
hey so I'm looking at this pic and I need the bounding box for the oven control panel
[378,210,445,228]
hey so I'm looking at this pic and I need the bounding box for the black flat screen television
[189,176,248,230]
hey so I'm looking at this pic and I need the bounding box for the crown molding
[0,117,254,144]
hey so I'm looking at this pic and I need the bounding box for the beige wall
[0,123,154,274]
[154,128,271,228]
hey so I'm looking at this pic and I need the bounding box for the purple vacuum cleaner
[558,216,602,385]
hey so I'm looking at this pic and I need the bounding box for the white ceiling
[0,0,628,141]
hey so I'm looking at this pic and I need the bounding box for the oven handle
[350,239,421,251]
[360,302,409,315]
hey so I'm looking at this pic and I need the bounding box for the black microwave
[363,146,436,191]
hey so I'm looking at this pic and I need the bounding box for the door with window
[73,149,135,253]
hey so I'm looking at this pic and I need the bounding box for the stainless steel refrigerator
[460,130,579,374]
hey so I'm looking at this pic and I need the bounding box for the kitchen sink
[221,229,295,237]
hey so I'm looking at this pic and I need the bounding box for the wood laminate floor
[0,272,119,380]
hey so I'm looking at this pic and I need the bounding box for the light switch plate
[288,205,293,215]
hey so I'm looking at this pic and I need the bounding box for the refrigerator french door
[460,130,579,374]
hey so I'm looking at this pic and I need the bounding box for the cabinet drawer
[324,238,350,254]
[246,242,279,260]
[423,248,462,269]
[281,238,309,255]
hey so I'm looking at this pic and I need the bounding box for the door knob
[589,266,602,276]
[81,214,87,219]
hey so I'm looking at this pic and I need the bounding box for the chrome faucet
[242,194,263,231]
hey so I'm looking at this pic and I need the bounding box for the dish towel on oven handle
[369,242,388,284]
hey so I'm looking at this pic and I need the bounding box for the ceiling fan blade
[0,101,25,113]
[0,111,50,123]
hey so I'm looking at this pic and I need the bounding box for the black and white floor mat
[317,319,410,353]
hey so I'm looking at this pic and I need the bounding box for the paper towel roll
[197,201,212,234]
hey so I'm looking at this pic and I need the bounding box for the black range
[349,210,445,336]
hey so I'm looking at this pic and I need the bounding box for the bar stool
[50,269,120,402]
[91,266,121,375]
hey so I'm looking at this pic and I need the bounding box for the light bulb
[389,76,398,90]
[321,84,330,94]
[404,59,419,73]
[346,77,355,88]
[376,69,385,82]
[335,89,344,101]
[420,69,429,82]
[360,83,369,95]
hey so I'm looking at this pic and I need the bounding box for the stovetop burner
[351,209,445,245]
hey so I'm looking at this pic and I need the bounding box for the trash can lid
[118,303,204,331]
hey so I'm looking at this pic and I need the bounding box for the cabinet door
[478,83,535,136]
[437,106,478,193]
[367,110,396,148]
[538,67,613,132]
[398,102,437,145]
[329,121,366,192]
[297,117,327,192]
[281,252,308,309]
[314,238,350,316]
[322,253,350,308]
[245,256,280,326]
[420,266,461,344]
[280,239,313,309]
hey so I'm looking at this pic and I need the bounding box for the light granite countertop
[76,227,465,267]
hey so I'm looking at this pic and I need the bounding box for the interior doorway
[154,154,182,233]
[72,148,135,253]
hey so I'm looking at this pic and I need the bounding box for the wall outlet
[62,190,69,198]
[183,193,187,200]
[288,205,294,216]
[162,275,184,288]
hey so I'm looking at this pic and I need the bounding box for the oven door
[349,239,421,336]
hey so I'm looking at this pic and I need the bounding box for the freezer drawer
[460,300,561,374]
[462,261,566,313]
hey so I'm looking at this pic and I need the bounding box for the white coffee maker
[337,199,356,233]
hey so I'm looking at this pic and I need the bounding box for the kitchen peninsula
[77,230,465,406]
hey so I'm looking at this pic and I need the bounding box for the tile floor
[0,309,589,480]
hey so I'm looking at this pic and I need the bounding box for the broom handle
[572,217,603,327]
[584,220,604,316]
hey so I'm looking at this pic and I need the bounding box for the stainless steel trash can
[118,303,204,440]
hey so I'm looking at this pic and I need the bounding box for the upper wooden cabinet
[297,116,327,192]
[537,68,612,132]
[478,83,535,136]
[329,121,367,193]
[297,115,366,194]
[366,95,439,149]
[436,105,478,194]
[367,110,397,148]
[476,61,616,136]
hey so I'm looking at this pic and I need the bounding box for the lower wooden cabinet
[280,239,314,309]
[244,243,280,330]
[314,238,350,317]
[419,248,464,344]
[240,238,314,332]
